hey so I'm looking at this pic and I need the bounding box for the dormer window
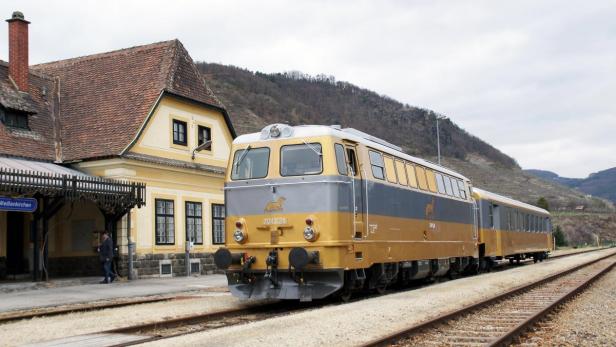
[172,119,187,146]
[0,107,29,130]
[197,125,211,147]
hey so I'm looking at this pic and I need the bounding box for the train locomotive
[214,124,552,301]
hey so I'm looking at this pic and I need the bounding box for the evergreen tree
[553,225,567,247]
[537,197,549,211]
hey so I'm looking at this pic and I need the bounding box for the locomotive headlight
[233,229,246,243]
[304,226,318,242]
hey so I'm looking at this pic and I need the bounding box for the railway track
[28,300,325,347]
[0,288,228,324]
[362,250,616,347]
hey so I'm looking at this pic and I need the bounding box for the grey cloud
[0,0,613,177]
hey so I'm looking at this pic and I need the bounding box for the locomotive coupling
[214,248,243,269]
[289,248,319,270]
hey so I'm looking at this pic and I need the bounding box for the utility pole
[436,115,447,165]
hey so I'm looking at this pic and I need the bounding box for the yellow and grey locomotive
[214,124,552,301]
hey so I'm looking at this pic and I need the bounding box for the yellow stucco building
[0,11,235,279]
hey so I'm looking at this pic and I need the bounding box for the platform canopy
[0,156,145,213]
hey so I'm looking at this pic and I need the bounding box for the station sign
[0,197,38,212]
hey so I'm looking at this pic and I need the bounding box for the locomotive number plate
[263,217,288,225]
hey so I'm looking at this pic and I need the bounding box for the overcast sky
[1,1,614,177]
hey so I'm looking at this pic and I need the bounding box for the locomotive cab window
[334,144,347,175]
[281,143,323,176]
[347,148,358,175]
[369,151,385,180]
[231,147,270,180]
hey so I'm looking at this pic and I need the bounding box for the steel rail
[0,293,199,324]
[360,249,616,347]
[101,301,316,347]
[488,260,616,346]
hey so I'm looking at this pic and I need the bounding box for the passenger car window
[415,166,428,191]
[334,144,347,175]
[369,151,385,180]
[435,173,446,194]
[281,143,323,176]
[395,161,407,186]
[231,147,270,180]
[406,164,418,188]
[384,157,397,183]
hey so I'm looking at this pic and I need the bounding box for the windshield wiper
[234,145,252,170]
[302,140,322,156]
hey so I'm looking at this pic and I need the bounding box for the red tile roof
[0,61,58,161]
[25,39,232,161]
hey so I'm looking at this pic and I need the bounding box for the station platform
[0,274,228,313]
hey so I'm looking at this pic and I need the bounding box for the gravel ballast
[0,292,268,346]
[142,248,616,347]
[514,262,616,346]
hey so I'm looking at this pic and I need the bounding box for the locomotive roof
[233,124,469,181]
[473,187,550,215]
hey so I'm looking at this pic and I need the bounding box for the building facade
[0,12,234,279]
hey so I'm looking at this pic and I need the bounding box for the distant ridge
[525,168,616,204]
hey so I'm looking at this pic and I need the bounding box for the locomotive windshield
[231,147,270,180]
[280,143,323,176]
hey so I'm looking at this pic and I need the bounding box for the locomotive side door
[344,142,364,239]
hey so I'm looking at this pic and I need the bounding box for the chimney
[6,11,30,92]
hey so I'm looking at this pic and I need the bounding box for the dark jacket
[100,237,113,261]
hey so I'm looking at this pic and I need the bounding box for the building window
[212,204,225,245]
[185,202,203,245]
[0,107,29,129]
[198,125,211,147]
[172,119,187,145]
[155,199,175,244]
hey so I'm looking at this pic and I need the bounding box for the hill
[525,168,616,204]
[197,63,613,214]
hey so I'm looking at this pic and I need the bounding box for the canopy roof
[0,156,145,213]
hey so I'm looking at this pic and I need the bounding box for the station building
[0,12,235,280]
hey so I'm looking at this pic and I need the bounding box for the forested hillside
[198,64,516,167]
[197,62,613,214]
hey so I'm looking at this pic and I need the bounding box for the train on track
[214,124,553,301]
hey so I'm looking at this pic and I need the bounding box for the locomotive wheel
[375,283,387,295]
[339,290,353,302]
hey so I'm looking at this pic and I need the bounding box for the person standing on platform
[98,231,115,284]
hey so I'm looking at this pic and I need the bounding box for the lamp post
[436,115,447,165]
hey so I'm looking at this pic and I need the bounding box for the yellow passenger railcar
[473,188,552,264]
